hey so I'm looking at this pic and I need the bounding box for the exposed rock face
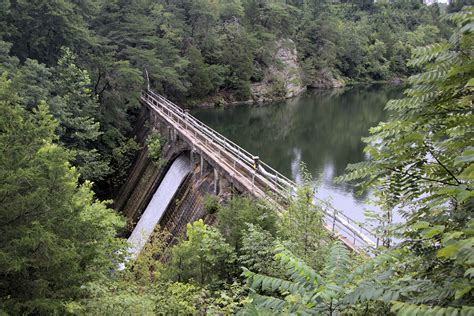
[250,39,306,102]
[308,68,345,89]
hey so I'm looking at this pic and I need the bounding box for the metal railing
[141,89,379,249]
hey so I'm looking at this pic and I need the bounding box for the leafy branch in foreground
[240,242,360,315]
[334,7,474,313]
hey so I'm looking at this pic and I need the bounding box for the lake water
[192,84,404,223]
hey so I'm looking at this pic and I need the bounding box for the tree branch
[93,68,102,96]
[386,167,456,187]
[424,144,462,185]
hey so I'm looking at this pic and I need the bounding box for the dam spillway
[126,154,191,259]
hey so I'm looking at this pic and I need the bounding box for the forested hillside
[0,0,453,196]
[0,0,472,315]
[2,0,450,102]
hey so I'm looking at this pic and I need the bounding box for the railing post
[200,155,204,178]
[184,109,189,131]
[332,208,336,232]
[253,156,260,172]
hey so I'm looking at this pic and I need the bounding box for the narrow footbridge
[141,89,380,251]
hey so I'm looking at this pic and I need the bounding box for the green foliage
[278,166,330,268]
[78,277,202,315]
[203,194,220,214]
[241,242,356,314]
[268,74,286,97]
[77,224,247,315]
[187,46,224,98]
[0,40,19,75]
[199,281,249,314]
[50,48,110,181]
[218,22,256,100]
[129,229,172,285]
[145,129,164,166]
[0,1,463,314]
[102,137,141,192]
[78,227,201,315]
[0,75,125,314]
[391,301,474,316]
[239,224,281,276]
[220,0,245,21]
[2,0,95,65]
[0,44,114,183]
[12,58,52,110]
[218,195,278,250]
[297,1,447,83]
[336,7,474,312]
[167,219,236,286]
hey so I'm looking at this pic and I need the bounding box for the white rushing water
[126,154,191,261]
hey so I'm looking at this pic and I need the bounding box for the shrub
[146,130,164,166]
[203,194,220,214]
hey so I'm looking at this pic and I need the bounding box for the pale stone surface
[250,39,306,102]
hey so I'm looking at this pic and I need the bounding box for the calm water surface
[193,84,404,222]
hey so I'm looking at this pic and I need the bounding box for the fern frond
[409,43,450,67]
[409,68,448,84]
[274,245,322,286]
[243,268,311,297]
[404,84,437,97]
[336,161,380,183]
[391,301,474,316]
[323,242,351,284]
[252,294,287,311]
[444,7,474,26]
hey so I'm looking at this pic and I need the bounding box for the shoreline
[189,79,407,109]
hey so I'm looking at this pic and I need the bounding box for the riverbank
[188,79,406,109]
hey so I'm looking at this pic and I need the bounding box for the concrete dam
[115,89,379,259]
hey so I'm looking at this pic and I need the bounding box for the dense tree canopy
[0,1,472,315]
[0,76,125,314]
[0,0,452,196]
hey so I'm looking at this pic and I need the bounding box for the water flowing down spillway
[126,154,191,260]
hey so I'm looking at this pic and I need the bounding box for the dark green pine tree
[2,0,95,65]
[49,48,110,181]
[0,75,125,314]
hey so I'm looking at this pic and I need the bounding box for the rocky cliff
[250,39,306,103]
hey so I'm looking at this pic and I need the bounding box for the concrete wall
[114,106,234,239]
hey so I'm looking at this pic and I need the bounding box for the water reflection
[192,84,404,221]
